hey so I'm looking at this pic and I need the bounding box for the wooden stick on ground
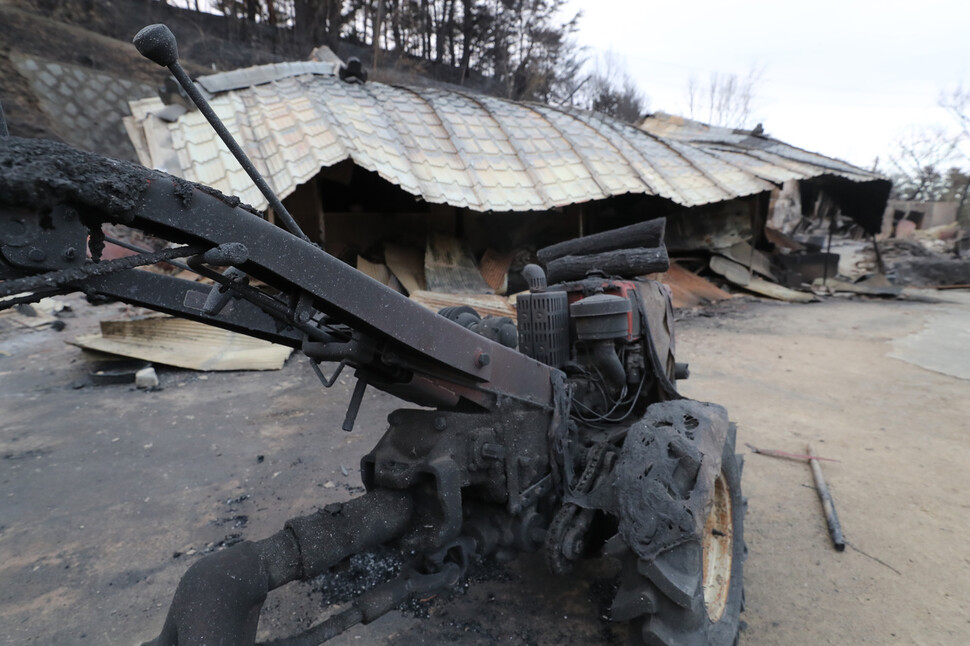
[807,443,845,552]
[745,443,841,463]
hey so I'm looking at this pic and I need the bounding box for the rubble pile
[874,227,970,287]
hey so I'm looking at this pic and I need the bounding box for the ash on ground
[310,547,524,619]
[313,548,408,607]
[879,237,970,286]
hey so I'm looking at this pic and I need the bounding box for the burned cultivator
[0,25,744,646]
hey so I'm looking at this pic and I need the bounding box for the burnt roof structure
[639,113,892,233]
[126,62,889,229]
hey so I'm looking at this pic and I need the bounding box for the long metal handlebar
[133,24,310,242]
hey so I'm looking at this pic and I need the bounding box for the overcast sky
[564,0,970,170]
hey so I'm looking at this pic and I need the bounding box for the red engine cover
[565,279,641,342]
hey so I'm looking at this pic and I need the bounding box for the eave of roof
[638,112,883,186]
[126,68,887,214]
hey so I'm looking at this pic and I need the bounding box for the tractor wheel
[610,411,745,646]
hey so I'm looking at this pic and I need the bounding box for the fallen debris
[808,443,845,552]
[384,243,426,296]
[135,365,159,388]
[655,262,734,309]
[763,226,806,252]
[719,241,775,280]
[72,316,293,371]
[478,249,515,295]
[709,256,817,303]
[0,297,68,333]
[425,234,492,293]
[356,255,392,285]
[88,359,151,386]
[774,252,841,287]
[812,277,902,298]
[891,258,970,288]
[356,256,406,294]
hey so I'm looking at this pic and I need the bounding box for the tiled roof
[126,68,885,213]
[638,112,881,186]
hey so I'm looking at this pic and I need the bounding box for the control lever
[132,24,310,243]
[202,266,248,316]
[342,377,367,432]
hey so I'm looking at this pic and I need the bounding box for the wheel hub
[702,469,733,622]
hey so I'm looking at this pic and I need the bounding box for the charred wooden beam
[537,218,666,265]
[545,246,670,283]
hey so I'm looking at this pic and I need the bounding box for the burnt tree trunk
[546,247,670,283]
[373,0,384,66]
[459,0,473,83]
[390,0,402,51]
[421,0,431,59]
[447,0,457,66]
[326,0,343,51]
[537,218,666,265]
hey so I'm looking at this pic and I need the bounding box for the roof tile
[131,69,885,213]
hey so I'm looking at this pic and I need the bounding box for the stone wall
[10,52,156,161]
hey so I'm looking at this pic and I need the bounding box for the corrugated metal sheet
[195,61,337,95]
[638,112,881,186]
[127,67,885,213]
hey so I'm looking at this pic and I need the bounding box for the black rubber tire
[612,424,745,646]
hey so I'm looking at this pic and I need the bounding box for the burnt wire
[0,244,205,301]
[103,235,192,272]
[2,234,201,310]
[570,369,647,425]
[569,346,636,422]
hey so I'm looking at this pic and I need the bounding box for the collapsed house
[885,200,960,238]
[638,112,890,239]
[124,58,893,307]
[638,113,896,292]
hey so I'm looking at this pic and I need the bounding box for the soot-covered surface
[4,292,970,645]
[0,294,624,646]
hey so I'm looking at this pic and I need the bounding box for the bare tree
[686,65,763,129]
[484,0,582,102]
[938,85,970,221]
[574,51,648,123]
[887,125,962,201]
[293,0,346,50]
[167,0,585,104]
[940,83,970,137]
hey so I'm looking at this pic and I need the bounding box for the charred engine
[517,264,674,423]
[0,21,744,646]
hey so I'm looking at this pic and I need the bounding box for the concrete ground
[1,290,968,645]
